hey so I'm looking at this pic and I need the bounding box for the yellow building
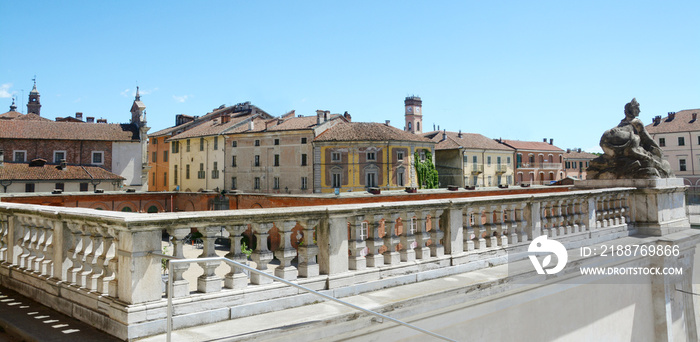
[425,131,515,187]
[313,122,435,193]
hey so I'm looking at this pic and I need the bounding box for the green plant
[161,245,169,273]
[414,151,439,189]
[241,241,253,257]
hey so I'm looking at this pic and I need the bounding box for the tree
[414,151,439,189]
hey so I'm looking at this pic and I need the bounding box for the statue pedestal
[575,178,689,236]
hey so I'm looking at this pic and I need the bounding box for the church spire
[135,86,141,101]
[9,97,17,112]
[27,76,41,116]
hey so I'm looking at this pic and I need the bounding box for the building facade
[313,122,435,193]
[425,130,515,187]
[500,139,564,185]
[563,148,597,180]
[646,109,700,188]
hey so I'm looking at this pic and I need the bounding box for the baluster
[429,209,445,257]
[39,222,53,277]
[621,194,630,225]
[475,208,486,250]
[494,206,507,246]
[224,225,248,289]
[0,214,8,261]
[463,208,475,252]
[274,221,298,280]
[603,196,611,227]
[106,229,119,298]
[542,201,553,237]
[297,219,319,277]
[366,215,384,267]
[570,200,580,233]
[613,195,622,226]
[96,227,116,296]
[197,226,223,292]
[250,223,274,285]
[383,213,400,265]
[90,230,108,292]
[400,212,416,262]
[20,220,35,270]
[506,205,518,244]
[79,230,98,290]
[65,223,83,284]
[595,196,603,228]
[32,222,45,273]
[555,200,565,236]
[516,204,528,242]
[482,207,495,248]
[348,216,367,271]
[414,211,430,259]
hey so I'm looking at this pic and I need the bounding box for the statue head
[624,98,640,119]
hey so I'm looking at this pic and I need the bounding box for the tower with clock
[404,96,422,134]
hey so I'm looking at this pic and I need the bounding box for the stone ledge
[575,178,685,189]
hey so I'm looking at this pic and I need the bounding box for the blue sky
[2,1,698,152]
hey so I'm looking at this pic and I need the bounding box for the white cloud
[0,83,13,98]
[173,95,189,103]
[120,88,131,97]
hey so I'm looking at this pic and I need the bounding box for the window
[163,172,167,186]
[55,183,64,191]
[367,151,376,161]
[200,137,204,151]
[163,151,168,162]
[397,169,405,186]
[214,136,218,150]
[301,137,307,144]
[232,156,237,167]
[172,141,179,153]
[198,163,205,179]
[516,154,522,167]
[254,177,261,189]
[186,139,191,152]
[301,154,307,166]
[274,139,279,146]
[332,172,341,188]
[273,177,280,189]
[255,155,260,167]
[397,152,404,161]
[274,154,280,167]
[174,168,178,185]
[507,157,511,164]
[366,171,377,187]
[255,140,260,146]
[80,183,89,192]
[53,151,66,163]
[565,161,570,169]
[698,136,700,145]
[92,151,104,165]
[680,159,687,172]
[186,164,190,179]
[487,156,492,165]
[231,177,237,189]
[232,141,237,148]
[659,138,665,147]
[488,175,492,186]
[25,183,35,193]
[679,137,685,146]
[301,177,308,190]
[14,150,26,162]
[212,162,219,179]
[507,175,512,184]
[152,151,157,163]
[472,155,477,163]
[152,138,157,145]
[331,152,341,162]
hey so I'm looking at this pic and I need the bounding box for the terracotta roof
[153,102,275,139]
[150,122,191,137]
[645,109,700,134]
[168,114,258,140]
[500,139,564,152]
[15,113,52,121]
[563,150,598,159]
[0,163,124,181]
[0,120,139,141]
[314,122,432,143]
[0,111,23,120]
[424,131,514,151]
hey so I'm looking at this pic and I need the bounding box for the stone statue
[587,98,673,179]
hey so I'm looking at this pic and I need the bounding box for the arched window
[408,122,412,131]
[147,205,159,213]
[121,206,133,212]
[416,122,420,131]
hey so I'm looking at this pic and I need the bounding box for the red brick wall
[0,139,113,170]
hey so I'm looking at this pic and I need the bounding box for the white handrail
[151,253,456,342]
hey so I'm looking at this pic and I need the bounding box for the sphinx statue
[587,98,673,179]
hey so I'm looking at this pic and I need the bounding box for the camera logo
[528,236,568,275]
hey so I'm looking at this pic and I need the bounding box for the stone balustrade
[0,187,639,339]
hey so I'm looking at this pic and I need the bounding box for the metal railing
[151,253,456,342]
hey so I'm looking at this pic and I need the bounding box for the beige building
[563,148,597,180]
[646,109,700,188]
[424,130,515,187]
[225,111,347,193]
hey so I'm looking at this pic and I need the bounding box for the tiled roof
[150,122,191,137]
[500,139,564,152]
[563,150,598,159]
[424,131,514,151]
[645,109,700,134]
[0,163,124,181]
[0,120,139,141]
[0,111,24,120]
[15,113,52,121]
[314,122,432,143]
[266,116,318,131]
[153,102,275,139]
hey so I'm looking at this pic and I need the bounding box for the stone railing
[0,187,636,340]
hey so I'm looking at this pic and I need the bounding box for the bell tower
[404,96,422,134]
[27,77,41,115]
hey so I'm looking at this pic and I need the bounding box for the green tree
[414,151,439,188]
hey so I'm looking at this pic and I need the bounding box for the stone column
[429,209,445,257]
[224,224,248,289]
[414,211,430,259]
[250,223,274,285]
[399,212,416,262]
[168,227,192,296]
[365,214,384,267]
[318,215,349,276]
[348,216,367,271]
[197,226,222,292]
[463,208,475,252]
[117,228,162,304]
[442,206,464,255]
[383,213,400,265]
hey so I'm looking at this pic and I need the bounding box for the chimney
[566,148,571,153]
[668,112,676,121]
[458,130,462,138]
[653,115,662,125]
[86,117,95,123]
[60,159,67,170]
[316,110,325,124]
[441,130,447,142]
[577,148,582,153]
[549,138,553,145]
[385,120,390,126]
[693,113,697,122]
[344,111,352,122]
[97,118,107,123]
[75,112,83,120]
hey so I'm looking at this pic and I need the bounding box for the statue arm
[632,119,662,157]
